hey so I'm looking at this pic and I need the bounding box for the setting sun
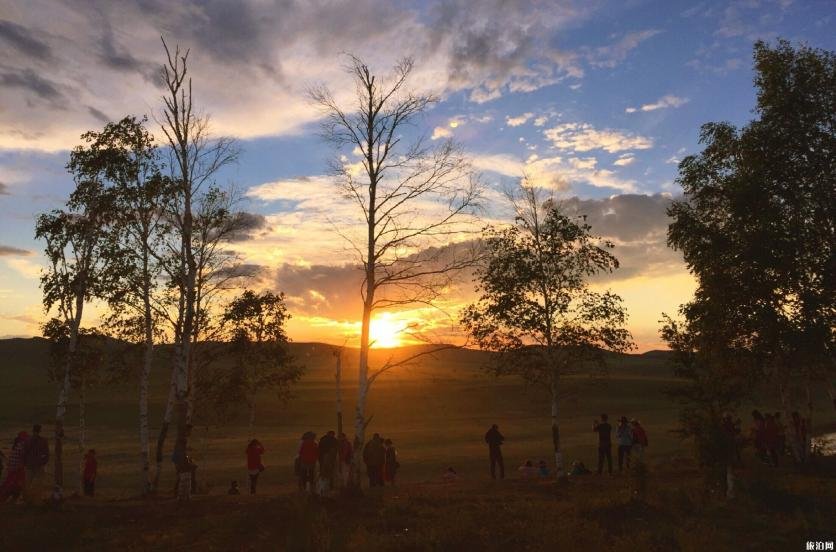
[369,314,403,348]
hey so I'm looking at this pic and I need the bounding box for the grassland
[0,338,834,550]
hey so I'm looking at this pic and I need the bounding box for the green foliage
[461,185,633,387]
[196,289,303,423]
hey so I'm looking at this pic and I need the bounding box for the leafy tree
[35,159,124,490]
[461,184,633,475]
[197,290,302,434]
[665,39,835,465]
[69,115,170,494]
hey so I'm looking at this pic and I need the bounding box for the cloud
[4,257,42,279]
[227,212,270,242]
[613,154,635,166]
[0,182,9,195]
[0,245,32,256]
[543,122,652,153]
[0,19,53,60]
[431,126,453,140]
[585,30,661,68]
[0,0,601,151]
[626,94,688,113]
[533,115,549,127]
[506,112,534,127]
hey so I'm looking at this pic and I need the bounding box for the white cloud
[585,30,661,68]
[506,112,534,127]
[613,154,635,166]
[543,122,653,153]
[533,115,549,126]
[431,126,453,140]
[626,94,689,113]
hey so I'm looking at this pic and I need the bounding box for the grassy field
[0,338,834,550]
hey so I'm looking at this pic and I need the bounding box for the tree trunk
[55,297,83,489]
[725,465,735,499]
[153,369,177,491]
[335,351,343,436]
[353,300,373,488]
[550,373,563,476]
[248,399,256,440]
[139,252,154,495]
[78,375,86,493]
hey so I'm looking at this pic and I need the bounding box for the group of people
[593,414,649,475]
[295,431,354,495]
[482,417,649,481]
[723,409,810,467]
[0,424,97,504]
[361,433,399,488]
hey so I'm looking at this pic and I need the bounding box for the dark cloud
[560,194,684,281]
[0,245,32,256]
[87,106,110,123]
[0,182,9,195]
[0,19,53,60]
[228,212,269,241]
[0,68,65,104]
[274,263,363,319]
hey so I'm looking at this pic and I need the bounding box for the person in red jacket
[0,431,28,502]
[298,432,318,493]
[82,449,97,497]
[630,420,649,462]
[246,439,265,494]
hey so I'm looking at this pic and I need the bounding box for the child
[82,449,97,497]
[228,480,240,495]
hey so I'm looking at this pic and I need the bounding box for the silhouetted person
[22,424,48,503]
[82,449,97,497]
[337,432,353,487]
[363,433,385,487]
[383,439,399,485]
[593,414,612,475]
[298,432,318,493]
[228,480,240,495]
[0,431,28,502]
[318,430,338,494]
[484,424,505,479]
[630,419,649,462]
[246,439,265,494]
[616,416,633,472]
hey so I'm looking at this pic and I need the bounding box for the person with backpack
[22,424,49,503]
[246,439,265,494]
[484,424,505,480]
[318,431,338,494]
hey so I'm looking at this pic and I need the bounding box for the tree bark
[78,375,86,493]
[139,241,154,495]
[550,373,563,476]
[153,369,177,491]
[55,295,83,489]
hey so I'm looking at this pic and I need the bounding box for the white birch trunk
[78,376,86,493]
[55,295,83,489]
[353,301,373,488]
[153,369,177,491]
[725,465,735,499]
[139,336,152,495]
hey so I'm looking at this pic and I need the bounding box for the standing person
[383,439,399,486]
[337,432,353,488]
[22,424,49,503]
[298,432,318,493]
[630,419,649,462]
[318,430,338,495]
[763,413,780,467]
[0,431,28,502]
[484,424,505,480]
[82,449,97,497]
[751,410,767,463]
[616,416,633,472]
[774,412,786,457]
[790,411,808,463]
[246,439,265,495]
[593,414,613,475]
[362,433,385,487]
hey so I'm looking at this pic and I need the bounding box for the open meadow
[1,338,835,550]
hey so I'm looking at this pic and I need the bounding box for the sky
[0,0,834,350]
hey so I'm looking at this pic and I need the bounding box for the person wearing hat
[615,416,633,472]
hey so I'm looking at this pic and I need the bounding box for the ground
[0,338,834,550]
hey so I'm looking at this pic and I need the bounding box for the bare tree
[156,38,238,498]
[310,55,481,481]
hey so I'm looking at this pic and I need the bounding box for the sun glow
[369,314,403,348]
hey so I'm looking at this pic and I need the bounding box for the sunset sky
[1,0,834,350]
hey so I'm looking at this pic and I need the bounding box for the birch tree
[310,55,480,470]
[70,115,169,495]
[155,39,238,484]
[35,168,122,490]
[461,183,633,476]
